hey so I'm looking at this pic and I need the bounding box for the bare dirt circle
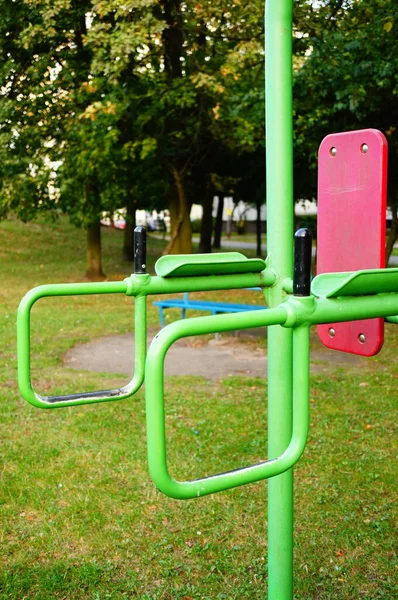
[64,327,369,380]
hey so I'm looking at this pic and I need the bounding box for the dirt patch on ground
[64,327,371,380]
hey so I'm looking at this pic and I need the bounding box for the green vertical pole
[265,1,294,599]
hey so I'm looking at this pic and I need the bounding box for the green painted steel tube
[265,1,295,598]
[386,315,398,324]
[145,310,310,499]
[124,270,276,297]
[265,1,294,267]
[310,294,398,324]
[17,269,276,408]
[282,294,398,327]
[17,281,147,408]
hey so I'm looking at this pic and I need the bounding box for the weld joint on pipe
[282,277,293,294]
[260,267,278,288]
[124,273,151,296]
[282,295,316,328]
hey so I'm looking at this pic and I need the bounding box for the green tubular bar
[386,315,398,324]
[311,295,398,324]
[123,270,276,297]
[17,268,276,408]
[17,281,147,408]
[282,294,398,328]
[145,308,310,499]
[265,1,295,597]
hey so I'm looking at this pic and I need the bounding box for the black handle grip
[134,226,147,274]
[293,228,312,296]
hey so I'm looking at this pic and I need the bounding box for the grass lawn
[0,216,397,599]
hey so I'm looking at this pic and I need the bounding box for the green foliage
[0,0,268,234]
[0,0,168,228]
[190,218,202,234]
[296,213,318,238]
[294,0,398,204]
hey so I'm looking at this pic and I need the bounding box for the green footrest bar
[155,252,267,278]
[312,268,398,298]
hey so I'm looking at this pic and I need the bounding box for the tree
[1,0,270,263]
[294,0,398,261]
[0,0,169,276]
[0,0,59,223]
[87,0,267,254]
[0,0,122,278]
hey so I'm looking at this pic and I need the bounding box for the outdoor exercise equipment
[17,1,398,599]
[18,251,274,408]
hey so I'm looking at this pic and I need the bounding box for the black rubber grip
[134,226,147,274]
[293,228,312,296]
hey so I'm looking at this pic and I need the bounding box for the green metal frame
[145,315,310,499]
[17,281,146,408]
[15,0,398,598]
[265,2,295,594]
[17,267,276,408]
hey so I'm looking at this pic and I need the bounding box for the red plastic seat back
[317,129,388,356]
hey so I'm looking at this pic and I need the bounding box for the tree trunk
[123,198,137,261]
[386,200,398,265]
[162,0,183,81]
[161,1,190,255]
[199,180,214,253]
[213,194,224,249]
[256,197,262,257]
[164,165,192,254]
[86,220,105,280]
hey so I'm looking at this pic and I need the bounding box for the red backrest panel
[317,129,388,356]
